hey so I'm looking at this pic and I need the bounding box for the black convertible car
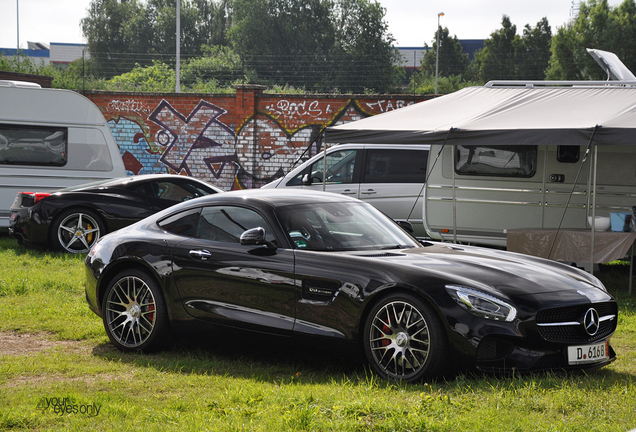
[9,174,222,253]
[85,189,617,382]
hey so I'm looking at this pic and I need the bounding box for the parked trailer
[0,81,126,229]
[423,143,636,247]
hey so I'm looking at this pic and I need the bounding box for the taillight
[19,192,51,206]
[33,193,51,203]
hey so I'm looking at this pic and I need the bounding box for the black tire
[51,208,105,253]
[363,292,449,382]
[101,269,168,352]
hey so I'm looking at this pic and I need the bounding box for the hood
[391,242,609,301]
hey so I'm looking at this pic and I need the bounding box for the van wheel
[51,209,105,253]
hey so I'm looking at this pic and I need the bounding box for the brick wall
[84,86,433,191]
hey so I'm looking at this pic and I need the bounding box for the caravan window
[0,124,67,166]
[455,145,536,177]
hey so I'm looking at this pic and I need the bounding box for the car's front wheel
[102,269,168,352]
[51,209,104,253]
[363,293,449,382]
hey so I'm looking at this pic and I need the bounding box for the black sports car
[9,174,222,253]
[84,189,617,382]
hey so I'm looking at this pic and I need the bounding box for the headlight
[445,285,517,322]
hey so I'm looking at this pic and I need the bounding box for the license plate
[567,341,609,365]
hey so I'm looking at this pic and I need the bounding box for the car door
[359,148,429,237]
[298,148,362,198]
[168,205,298,335]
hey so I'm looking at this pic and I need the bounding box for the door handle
[360,189,377,195]
[189,249,212,260]
[340,189,357,195]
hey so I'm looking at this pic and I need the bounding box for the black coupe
[84,189,617,382]
[9,174,222,253]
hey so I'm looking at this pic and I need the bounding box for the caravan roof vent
[587,48,636,81]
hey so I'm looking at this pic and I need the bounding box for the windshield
[276,201,421,251]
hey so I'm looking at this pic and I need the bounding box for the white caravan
[325,50,636,248]
[423,143,636,247]
[0,81,126,229]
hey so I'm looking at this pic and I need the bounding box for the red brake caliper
[147,301,155,323]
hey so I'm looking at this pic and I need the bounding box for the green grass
[1,234,635,431]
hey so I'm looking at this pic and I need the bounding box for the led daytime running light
[445,285,517,322]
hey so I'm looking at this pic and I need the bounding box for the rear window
[455,145,536,177]
[0,124,67,166]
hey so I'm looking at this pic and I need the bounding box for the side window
[287,149,357,185]
[135,180,210,202]
[156,181,201,202]
[363,149,429,183]
[158,209,201,237]
[455,145,537,177]
[557,145,580,163]
[197,206,276,244]
[0,124,67,166]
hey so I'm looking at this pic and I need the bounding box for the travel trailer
[0,81,126,229]
[325,50,636,247]
[422,142,636,247]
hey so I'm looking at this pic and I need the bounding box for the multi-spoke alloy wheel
[364,293,448,382]
[53,209,103,253]
[102,270,167,352]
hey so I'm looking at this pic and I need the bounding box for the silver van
[0,81,126,229]
[262,144,430,236]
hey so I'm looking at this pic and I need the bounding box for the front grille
[536,303,616,323]
[536,301,617,344]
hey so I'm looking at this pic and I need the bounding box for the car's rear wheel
[52,209,104,253]
[102,269,168,352]
[363,293,448,382]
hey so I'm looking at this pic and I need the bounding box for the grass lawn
[0,234,635,431]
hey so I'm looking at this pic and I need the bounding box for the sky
[0,0,628,50]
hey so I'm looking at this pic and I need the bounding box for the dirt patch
[0,331,85,356]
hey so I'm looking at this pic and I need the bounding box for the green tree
[517,17,552,79]
[473,15,520,81]
[330,0,402,93]
[106,60,176,92]
[420,26,469,78]
[229,0,400,93]
[470,15,552,82]
[181,45,245,88]
[81,0,231,78]
[547,0,636,80]
[229,0,336,89]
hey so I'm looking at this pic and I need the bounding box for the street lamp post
[435,12,444,94]
[176,0,181,93]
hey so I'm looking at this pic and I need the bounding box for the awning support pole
[452,143,457,244]
[547,125,599,260]
[590,144,598,274]
[407,128,455,230]
[322,132,328,191]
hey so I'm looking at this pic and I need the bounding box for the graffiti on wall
[103,96,415,191]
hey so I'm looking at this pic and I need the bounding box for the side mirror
[240,227,277,249]
[302,173,312,185]
[395,220,414,234]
